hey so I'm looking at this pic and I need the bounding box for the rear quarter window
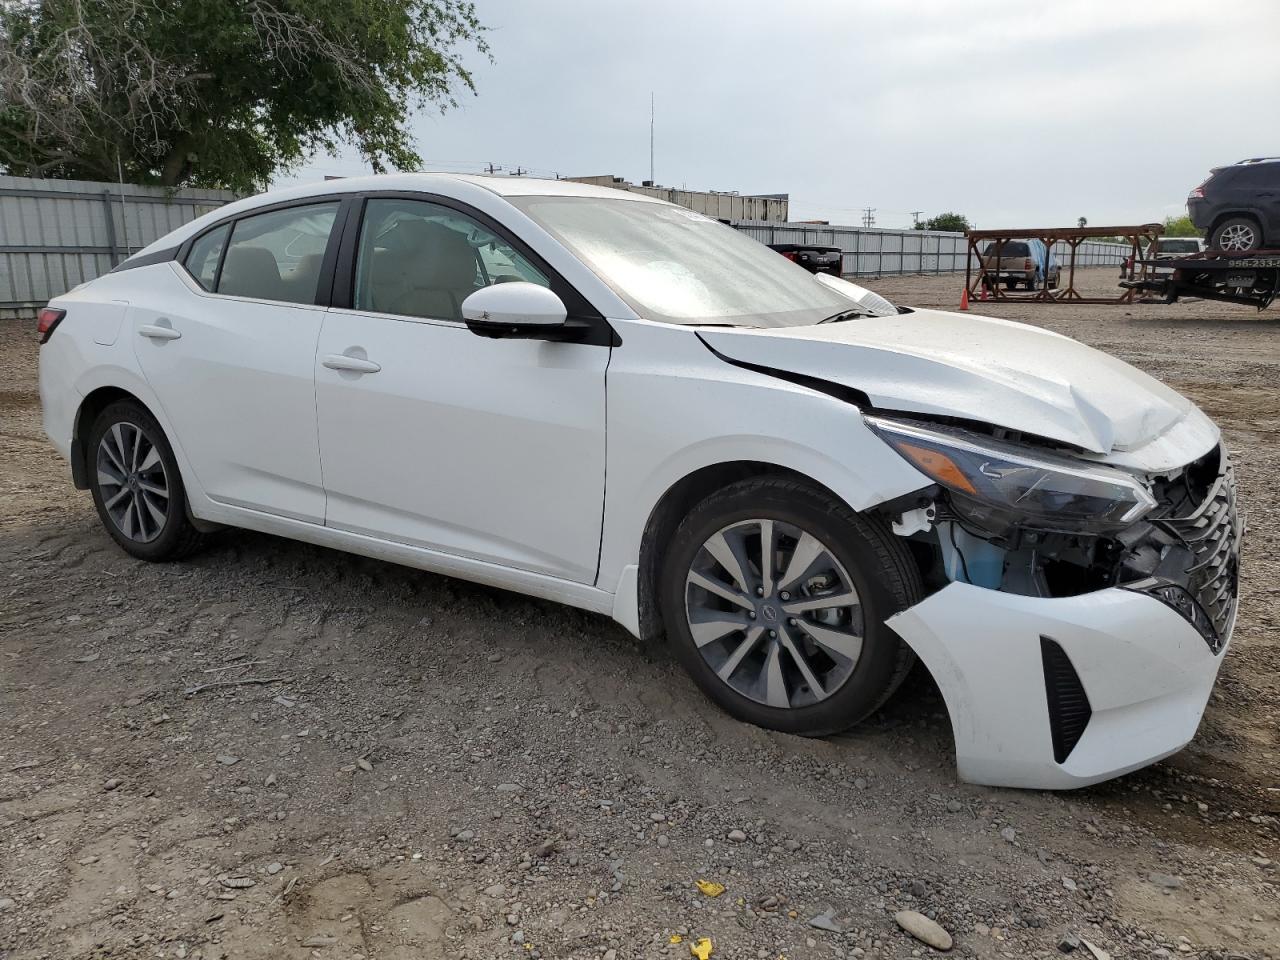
[183,224,230,291]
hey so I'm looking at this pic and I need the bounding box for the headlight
[866,416,1156,532]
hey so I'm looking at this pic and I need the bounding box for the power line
[861,207,876,228]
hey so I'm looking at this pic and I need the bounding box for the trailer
[1123,251,1280,309]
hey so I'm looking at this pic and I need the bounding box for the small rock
[656,835,670,849]
[487,653,503,662]
[216,755,240,766]
[495,783,522,793]
[727,829,748,843]
[894,910,952,950]
[78,856,100,866]
[946,800,963,813]
[649,812,666,823]
[1062,877,1077,892]
[483,883,506,898]
[1148,872,1183,890]
[103,778,121,791]
[909,879,929,898]
[356,757,373,772]
[1251,855,1272,868]
[1000,827,1017,843]
[783,839,802,853]
[534,838,559,858]
[301,935,337,947]
[854,778,868,789]
[0,897,15,912]
[266,862,283,875]
[808,907,849,933]
[456,830,475,842]
[1058,932,1081,953]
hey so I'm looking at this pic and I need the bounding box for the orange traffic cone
[959,287,970,311]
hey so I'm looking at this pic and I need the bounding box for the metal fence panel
[0,175,236,317]
[731,219,1131,278]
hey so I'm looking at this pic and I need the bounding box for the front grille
[1041,637,1091,764]
[1158,452,1243,649]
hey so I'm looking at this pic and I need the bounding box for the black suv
[1188,158,1280,251]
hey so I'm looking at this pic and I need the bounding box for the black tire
[1210,216,1263,253]
[87,399,206,561]
[658,476,923,737]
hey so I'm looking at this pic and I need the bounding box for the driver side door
[314,195,610,583]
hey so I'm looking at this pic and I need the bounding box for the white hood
[699,309,1210,459]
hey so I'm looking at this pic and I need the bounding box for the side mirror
[461,282,568,339]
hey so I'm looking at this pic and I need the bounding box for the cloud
[284,0,1280,228]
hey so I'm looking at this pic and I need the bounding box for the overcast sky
[286,0,1280,229]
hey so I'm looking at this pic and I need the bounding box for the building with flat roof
[566,175,788,223]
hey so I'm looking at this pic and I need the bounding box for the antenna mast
[649,92,655,185]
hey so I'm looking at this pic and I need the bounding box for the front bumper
[888,583,1231,789]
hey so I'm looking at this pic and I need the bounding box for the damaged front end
[868,415,1244,655]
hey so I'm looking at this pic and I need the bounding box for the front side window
[216,202,339,304]
[509,196,850,327]
[354,198,549,321]
[183,223,229,291]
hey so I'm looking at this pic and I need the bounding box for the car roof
[252,172,667,206]
[119,172,670,267]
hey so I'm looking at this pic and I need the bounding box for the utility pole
[862,207,876,228]
[649,92,655,186]
[486,162,502,174]
[911,210,923,228]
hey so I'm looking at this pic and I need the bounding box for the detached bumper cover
[888,583,1231,789]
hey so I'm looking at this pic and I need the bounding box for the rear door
[131,198,346,522]
[314,194,610,582]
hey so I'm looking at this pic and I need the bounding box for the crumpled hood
[699,308,1196,456]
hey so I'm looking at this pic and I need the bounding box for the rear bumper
[38,336,80,464]
[1187,199,1211,231]
[888,583,1230,789]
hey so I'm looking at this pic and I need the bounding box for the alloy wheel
[1217,223,1257,251]
[684,518,864,709]
[96,421,170,543]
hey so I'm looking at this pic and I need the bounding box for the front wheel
[88,400,207,561]
[659,476,922,736]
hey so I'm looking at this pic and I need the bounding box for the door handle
[138,324,181,341]
[322,354,381,374]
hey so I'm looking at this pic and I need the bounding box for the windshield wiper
[817,309,869,324]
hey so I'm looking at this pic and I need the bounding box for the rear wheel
[659,476,922,736]
[88,400,206,561]
[1210,216,1263,252]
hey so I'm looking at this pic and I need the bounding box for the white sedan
[37,174,1241,789]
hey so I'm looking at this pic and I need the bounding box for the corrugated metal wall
[0,174,1134,318]
[731,220,1132,276]
[0,175,236,317]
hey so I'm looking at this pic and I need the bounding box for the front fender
[598,319,929,627]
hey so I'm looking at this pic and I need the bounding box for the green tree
[0,0,488,191]
[1162,215,1202,238]
[1077,216,1087,229]
[914,212,971,233]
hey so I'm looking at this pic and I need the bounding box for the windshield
[1158,239,1201,254]
[509,196,851,327]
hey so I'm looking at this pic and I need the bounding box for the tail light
[1024,258,1033,270]
[1189,185,1205,199]
[779,251,798,262]
[37,307,66,344]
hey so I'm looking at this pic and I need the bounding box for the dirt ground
[1,268,1276,960]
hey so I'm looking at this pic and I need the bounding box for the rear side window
[216,202,340,304]
[183,224,229,291]
[1233,164,1280,188]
